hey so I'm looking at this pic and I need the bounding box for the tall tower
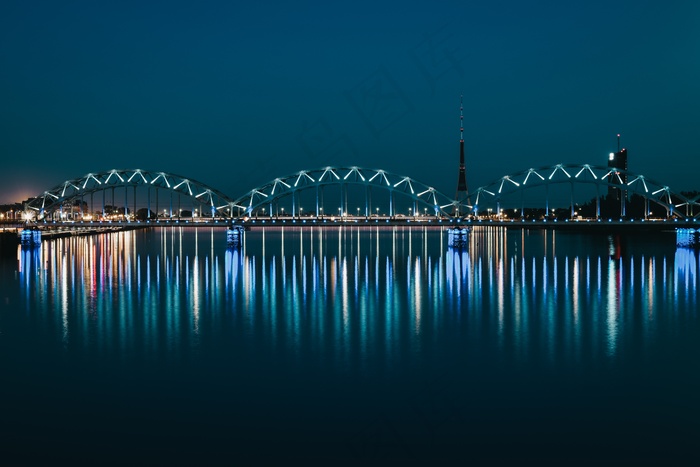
[455,95,469,214]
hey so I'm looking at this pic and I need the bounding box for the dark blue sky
[2,0,699,203]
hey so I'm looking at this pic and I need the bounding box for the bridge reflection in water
[15,226,698,369]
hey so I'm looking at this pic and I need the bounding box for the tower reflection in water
[16,226,698,369]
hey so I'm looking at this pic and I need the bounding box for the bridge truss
[25,169,235,221]
[466,163,700,220]
[230,166,456,219]
[23,163,700,223]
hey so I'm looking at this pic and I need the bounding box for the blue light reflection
[14,226,699,368]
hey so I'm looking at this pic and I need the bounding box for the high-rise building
[607,134,628,200]
[455,96,469,214]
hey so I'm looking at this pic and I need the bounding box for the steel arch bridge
[465,163,700,220]
[25,169,236,220]
[22,163,700,223]
[230,166,456,219]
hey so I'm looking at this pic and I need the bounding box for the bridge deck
[6,217,700,233]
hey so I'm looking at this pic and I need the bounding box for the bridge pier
[227,225,245,247]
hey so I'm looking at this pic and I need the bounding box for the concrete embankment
[38,224,150,240]
[0,224,150,250]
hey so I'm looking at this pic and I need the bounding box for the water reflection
[14,226,700,369]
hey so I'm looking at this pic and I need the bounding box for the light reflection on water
[13,226,700,370]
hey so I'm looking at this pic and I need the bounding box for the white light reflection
[606,259,619,357]
[497,256,504,343]
[193,252,200,334]
[413,256,422,335]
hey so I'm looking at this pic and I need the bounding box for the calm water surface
[1,226,699,463]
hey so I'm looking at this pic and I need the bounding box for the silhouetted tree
[136,208,155,221]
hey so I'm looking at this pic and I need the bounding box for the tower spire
[455,95,469,215]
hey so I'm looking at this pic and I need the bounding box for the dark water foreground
[1,226,699,464]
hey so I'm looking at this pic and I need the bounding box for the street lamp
[356,207,360,218]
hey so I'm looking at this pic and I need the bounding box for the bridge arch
[231,166,456,219]
[25,169,236,221]
[465,163,700,220]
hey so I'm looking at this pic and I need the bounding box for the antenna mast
[455,95,470,214]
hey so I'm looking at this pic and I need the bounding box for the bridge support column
[570,182,575,219]
[365,186,369,218]
[315,185,319,218]
[369,187,373,218]
[621,193,626,218]
[645,197,649,219]
[545,184,550,218]
[178,192,181,221]
[320,185,324,218]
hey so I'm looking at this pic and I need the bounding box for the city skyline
[2,1,699,204]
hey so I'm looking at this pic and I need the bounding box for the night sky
[2,0,699,204]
